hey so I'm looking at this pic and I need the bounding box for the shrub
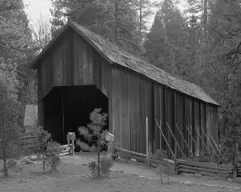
[88,160,97,178]
[152,149,167,161]
[100,156,113,178]
[46,141,61,172]
[32,126,51,171]
[77,108,108,179]
[157,161,173,184]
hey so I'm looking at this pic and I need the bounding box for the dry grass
[0,155,240,192]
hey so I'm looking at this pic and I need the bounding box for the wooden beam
[155,119,175,159]
[166,122,185,158]
[199,125,218,157]
[193,126,209,155]
[175,123,194,157]
[146,117,149,156]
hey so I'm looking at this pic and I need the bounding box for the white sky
[23,0,187,30]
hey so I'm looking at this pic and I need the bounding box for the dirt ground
[0,153,241,192]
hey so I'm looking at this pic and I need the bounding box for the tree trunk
[97,146,100,178]
[3,145,8,177]
[42,152,46,171]
[203,0,208,38]
[139,0,142,40]
[114,0,118,43]
[2,118,8,177]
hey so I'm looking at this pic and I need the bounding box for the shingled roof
[30,21,219,106]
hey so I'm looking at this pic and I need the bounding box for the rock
[194,173,202,177]
[22,158,34,164]
[130,158,137,162]
[183,181,191,185]
[30,155,38,161]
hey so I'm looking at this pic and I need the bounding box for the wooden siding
[111,67,152,154]
[36,27,219,158]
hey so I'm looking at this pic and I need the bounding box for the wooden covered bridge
[29,21,220,159]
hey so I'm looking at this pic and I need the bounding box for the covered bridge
[29,21,219,158]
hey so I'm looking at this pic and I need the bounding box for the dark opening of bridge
[43,85,108,145]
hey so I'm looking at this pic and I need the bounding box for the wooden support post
[233,143,239,180]
[209,133,222,156]
[174,141,177,174]
[160,120,162,150]
[193,126,209,156]
[166,122,185,158]
[155,119,175,159]
[175,123,194,157]
[186,125,197,149]
[199,126,218,157]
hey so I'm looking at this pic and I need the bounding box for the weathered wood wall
[36,27,219,158]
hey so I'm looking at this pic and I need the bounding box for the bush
[88,161,97,178]
[100,156,113,178]
[88,157,114,179]
[154,149,167,161]
[46,141,61,172]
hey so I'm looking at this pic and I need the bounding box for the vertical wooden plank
[101,60,111,97]
[119,69,124,149]
[139,77,149,154]
[162,87,166,152]
[190,98,194,156]
[111,67,121,148]
[87,45,94,85]
[149,83,154,154]
[82,43,92,85]
[126,73,131,150]
[159,86,163,151]
[73,33,79,85]
[53,46,63,86]
[154,84,160,152]
[74,34,84,85]
[62,39,67,86]
[135,75,140,152]
[150,82,153,153]
[122,70,129,150]
[128,72,139,152]
[68,31,74,85]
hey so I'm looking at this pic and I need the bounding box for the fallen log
[176,159,232,170]
[177,164,231,175]
[177,167,229,178]
[115,148,148,158]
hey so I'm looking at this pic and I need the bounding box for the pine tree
[144,0,186,75]
[77,108,108,179]
[50,0,142,54]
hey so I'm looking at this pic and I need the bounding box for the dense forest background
[1,0,241,158]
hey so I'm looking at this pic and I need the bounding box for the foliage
[88,160,97,178]
[32,126,51,171]
[143,0,187,76]
[154,149,168,161]
[0,82,23,177]
[157,161,173,184]
[100,156,113,178]
[76,108,108,179]
[46,141,61,172]
[50,0,152,54]
[88,157,114,179]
